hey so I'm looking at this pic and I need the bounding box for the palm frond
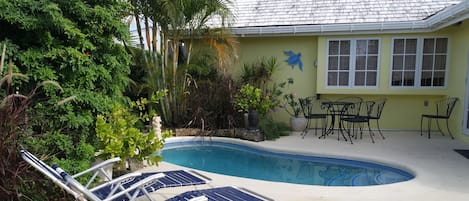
[0,73,29,87]
[0,94,28,108]
[56,95,76,106]
[36,80,63,92]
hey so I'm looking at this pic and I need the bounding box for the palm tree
[128,0,236,127]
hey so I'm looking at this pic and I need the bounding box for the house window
[421,38,448,87]
[327,39,379,87]
[391,37,448,87]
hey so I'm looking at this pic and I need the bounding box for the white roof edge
[231,1,469,37]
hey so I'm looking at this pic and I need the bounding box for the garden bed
[174,128,264,142]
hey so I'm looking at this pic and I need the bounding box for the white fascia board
[426,1,469,27]
[431,12,469,31]
[232,1,469,37]
[232,22,429,36]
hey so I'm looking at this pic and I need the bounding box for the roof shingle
[216,0,462,28]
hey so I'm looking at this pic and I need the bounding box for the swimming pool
[162,140,414,186]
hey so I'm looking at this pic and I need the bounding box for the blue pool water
[162,141,414,186]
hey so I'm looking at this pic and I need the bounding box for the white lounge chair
[21,149,272,201]
[20,149,209,201]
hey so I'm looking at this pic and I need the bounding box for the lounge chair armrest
[72,157,121,178]
[100,173,166,201]
[90,172,143,191]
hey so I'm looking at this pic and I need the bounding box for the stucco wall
[234,36,318,123]
[446,20,469,141]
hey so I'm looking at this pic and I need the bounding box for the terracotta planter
[290,117,307,131]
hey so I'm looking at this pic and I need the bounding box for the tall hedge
[0,0,132,199]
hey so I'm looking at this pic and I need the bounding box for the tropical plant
[274,77,300,117]
[283,93,302,117]
[234,84,277,116]
[96,90,169,165]
[240,56,280,91]
[0,46,76,200]
[185,48,241,130]
[259,116,290,140]
[238,56,289,117]
[127,0,237,127]
[95,101,171,169]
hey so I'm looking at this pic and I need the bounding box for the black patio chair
[299,96,328,138]
[340,100,375,143]
[321,97,363,143]
[420,97,458,139]
[368,98,387,140]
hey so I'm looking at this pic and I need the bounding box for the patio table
[321,101,354,142]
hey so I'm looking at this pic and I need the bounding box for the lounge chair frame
[20,149,206,201]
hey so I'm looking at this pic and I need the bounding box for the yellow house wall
[234,36,318,123]
[232,20,469,140]
[446,20,469,142]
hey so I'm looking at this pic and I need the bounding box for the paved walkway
[140,131,469,201]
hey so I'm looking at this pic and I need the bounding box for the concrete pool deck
[139,131,469,201]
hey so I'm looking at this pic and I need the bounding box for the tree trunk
[133,12,145,50]
[152,21,158,52]
[186,37,193,65]
[144,16,151,51]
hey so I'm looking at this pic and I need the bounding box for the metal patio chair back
[420,97,458,139]
[367,98,387,140]
[299,96,328,138]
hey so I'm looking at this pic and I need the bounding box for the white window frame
[326,38,381,88]
[389,36,449,88]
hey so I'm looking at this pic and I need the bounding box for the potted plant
[234,84,275,130]
[282,92,307,131]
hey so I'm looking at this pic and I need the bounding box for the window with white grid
[391,37,448,88]
[327,39,380,87]
[421,38,448,87]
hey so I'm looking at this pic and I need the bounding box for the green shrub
[1,0,134,197]
[234,84,278,116]
[0,44,81,200]
[96,101,171,168]
[259,116,290,140]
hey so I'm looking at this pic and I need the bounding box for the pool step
[326,174,351,186]
[374,172,405,184]
[351,173,371,186]
[327,173,372,186]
